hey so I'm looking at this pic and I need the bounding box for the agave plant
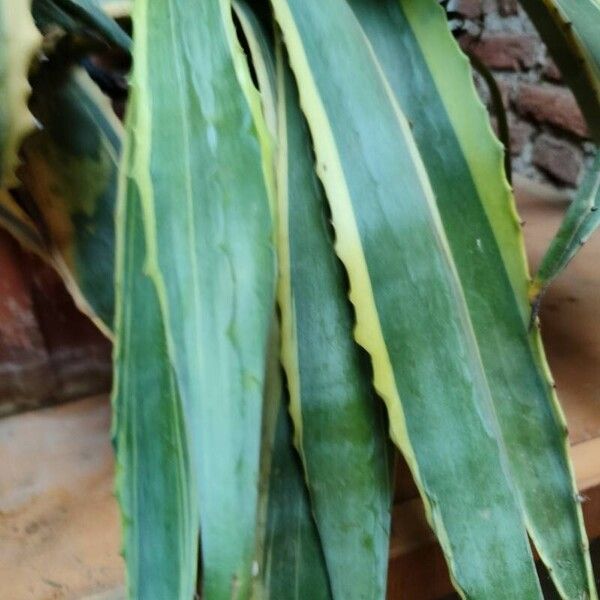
[1,0,599,598]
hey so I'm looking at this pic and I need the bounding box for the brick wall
[451,0,595,189]
[0,230,111,416]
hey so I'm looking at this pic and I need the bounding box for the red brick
[456,0,482,19]
[0,231,55,415]
[461,33,538,70]
[0,236,37,349]
[543,59,562,82]
[509,118,534,155]
[497,0,518,16]
[497,79,513,108]
[478,77,512,109]
[0,229,111,415]
[489,116,532,156]
[515,83,589,138]
[532,134,583,185]
[26,255,112,403]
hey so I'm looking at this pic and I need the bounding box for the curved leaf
[554,0,600,76]
[348,1,596,597]
[234,11,336,598]
[276,46,393,600]
[0,189,47,255]
[99,0,130,18]
[233,0,277,140]
[21,67,120,334]
[533,151,600,300]
[0,0,41,187]
[517,0,600,142]
[467,52,512,183]
[262,395,332,600]
[112,122,197,599]
[236,6,393,596]
[271,0,542,597]
[127,0,276,597]
[257,327,332,600]
[32,0,131,51]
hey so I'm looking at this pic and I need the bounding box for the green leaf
[347,0,596,597]
[0,189,47,255]
[21,66,120,334]
[0,0,41,187]
[98,0,130,18]
[276,45,393,600]
[467,52,512,183]
[233,10,335,598]
[271,0,543,597]
[32,0,131,51]
[112,109,197,598]
[262,391,332,600]
[127,0,276,597]
[533,151,600,299]
[553,0,600,76]
[235,6,393,596]
[257,325,332,600]
[236,9,393,595]
[233,0,278,141]
[517,0,600,142]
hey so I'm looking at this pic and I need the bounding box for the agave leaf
[348,1,596,597]
[553,0,600,76]
[233,0,277,140]
[32,0,131,51]
[234,10,338,598]
[467,52,512,183]
[517,0,600,142]
[261,384,333,600]
[532,151,600,301]
[255,321,332,600]
[237,9,393,596]
[20,66,120,334]
[0,189,47,255]
[276,46,393,600]
[0,0,41,188]
[128,1,276,598]
[112,106,197,598]
[271,0,542,597]
[99,0,130,19]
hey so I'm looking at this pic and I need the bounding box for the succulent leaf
[0,0,42,188]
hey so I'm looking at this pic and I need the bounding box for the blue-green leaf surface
[237,10,393,596]
[22,67,119,333]
[258,341,332,600]
[32,0,131,51]
[112,126,197,599]
[553,0,600,76]
[347,1,596,598]
[276,46,393,600]
[270,0,543,596]
[518,0,600,141]
[233,11,338,598]
[127,0,276,597]
[533,151,600,298]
